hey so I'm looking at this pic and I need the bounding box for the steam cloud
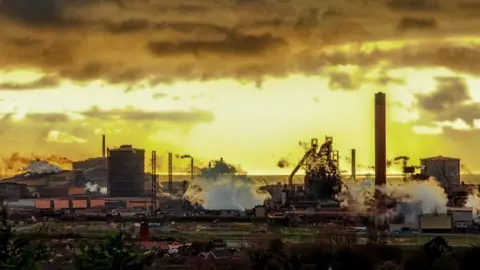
[182,158,270,210]
[342,177,448,223]
[84,181,108,195]
[24,161,63,177]
[465,189,480,224]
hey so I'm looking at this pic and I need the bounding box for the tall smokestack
[375,92,387,190]
[168,152,173,194]
[351,149,356,181]
[102,134,106,158]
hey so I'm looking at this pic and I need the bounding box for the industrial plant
[0,92,478,236]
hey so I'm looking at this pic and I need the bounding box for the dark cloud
[147,33,286,56]
[0,0,63,26]
[327,70,405,91]
[25,113,71,123]
[328,72,358,90]
[1,108,215,124]
[0,0,477,87]
[0,76,59,90]
[322,44,480,77]
[386,0,441,11]
[416,77,469,113]
[82,107,215,123]
[397,17,438,31]
[415,76,480,126]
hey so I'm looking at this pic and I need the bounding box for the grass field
[16,222,480,247]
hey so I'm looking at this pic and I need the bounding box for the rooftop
[421,155,460,161]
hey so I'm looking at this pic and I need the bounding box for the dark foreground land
[35,237,480,270]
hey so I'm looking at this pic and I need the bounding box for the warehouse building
[0,183,29,200]
[419,214,452,233]
[448,207,473,231]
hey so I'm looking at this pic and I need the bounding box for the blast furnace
[288,136,342,203]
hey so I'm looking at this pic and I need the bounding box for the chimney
[374,92,387,213]
[102,134,106,158]
[351,149,356,181]
[375,92,386,187]
[168,152,173,194]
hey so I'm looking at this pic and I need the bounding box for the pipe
[102,134,106,158]
[351,149,356,181]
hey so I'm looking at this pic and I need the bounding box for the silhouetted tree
[0,197,51,270]
[423,236,452,267]
[249,247,272,270]
[288,243,331,270]
[431,253,459,270]
[74,232,157,270]
[403,249,429,270]
[457,246,480,270]
[333,245,375,270]
[375,260,402,270]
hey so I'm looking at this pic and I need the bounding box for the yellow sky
[1,55,479,174]
[1,0,480,175]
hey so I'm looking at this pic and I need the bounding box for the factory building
[73,157,107,186]
[108,145,146,197]
[0,183,29,200]
[1,170,85,198]
[448,207,473,230]
[420,156,460,190]
[419,214,452,233]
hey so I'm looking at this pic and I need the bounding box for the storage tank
[108,145,145,197]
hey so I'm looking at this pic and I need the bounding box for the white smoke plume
[84,181,108,194]
[342,177,448,223]
[182,158,270,210]
[465,189,480,217]
[24,161,62,176]
[183,175,271,210]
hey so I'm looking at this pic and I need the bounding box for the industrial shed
[420,214,452,233]
[448,207,473,230]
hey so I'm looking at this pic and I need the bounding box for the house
[198,248,233,260]
[139,241,170,251]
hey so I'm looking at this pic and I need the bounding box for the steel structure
[288,137,342,201]
[178,154,194,182]
[393,156,425,182]
[151,151,157,213]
